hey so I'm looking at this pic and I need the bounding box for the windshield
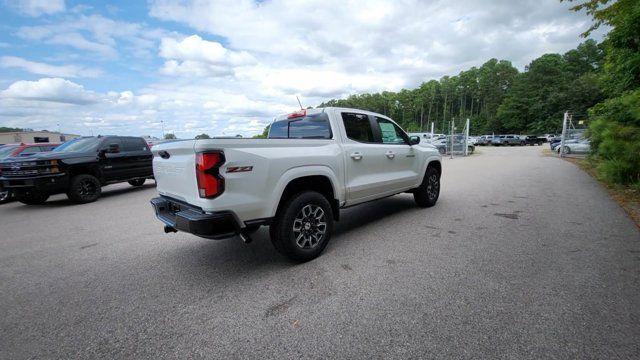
[53,137,100,153]
[0,145,19,159]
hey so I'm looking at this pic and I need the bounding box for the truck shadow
[166,195,421,277]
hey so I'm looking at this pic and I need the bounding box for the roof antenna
[296,96,304,110]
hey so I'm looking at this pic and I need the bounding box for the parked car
[557,139,590,154]
[521,135,545,146]
[0,143,60,204]
[550,138,581,151]
[0,142,60,158]
[150,107,442,262]
[477,135,494,145]
[0,136,154,205]
[491,134,520,146]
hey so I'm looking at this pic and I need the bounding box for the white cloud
[159,35,255,77]
[17,14,175,59]
[0,56,102,78]
[0,78,99,105]
[6,0,65,17]
[0,1,606,139]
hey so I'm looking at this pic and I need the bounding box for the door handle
[385,151,395,159]
[350,152,363,160]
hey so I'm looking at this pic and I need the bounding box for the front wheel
[128,179,146,186]
[16,190,49,205]
[67,174,102,204]
[414,166,440,208]
[270,191,334,262]
[0,190,12,204]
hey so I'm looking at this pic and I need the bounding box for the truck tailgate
[151,140,199,203]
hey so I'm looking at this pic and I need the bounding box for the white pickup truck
[150,107,442,261]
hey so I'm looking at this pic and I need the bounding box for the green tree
[568,0,640,185]
[164,133,177,139]
[195,133,211,139]
[253,124,271,139]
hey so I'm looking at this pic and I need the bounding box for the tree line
[319,40,604,136]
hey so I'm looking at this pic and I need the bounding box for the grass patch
[563,156,640,228]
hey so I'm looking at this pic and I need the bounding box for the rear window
[268,113,331,139]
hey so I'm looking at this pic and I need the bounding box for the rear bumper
[150,196,240,239]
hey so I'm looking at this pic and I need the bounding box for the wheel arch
[270,167,341,221]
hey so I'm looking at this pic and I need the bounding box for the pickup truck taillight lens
[195,151,225,198]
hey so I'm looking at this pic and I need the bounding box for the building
[0,131,81,145]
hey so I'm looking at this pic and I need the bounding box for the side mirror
[107,143,120,153]
[409,136,420,145]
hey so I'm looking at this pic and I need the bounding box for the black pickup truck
[521,135,546,146]
[0,136,153,205]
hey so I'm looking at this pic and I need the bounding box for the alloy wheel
[427,174,439,200]
[292,204,327,249]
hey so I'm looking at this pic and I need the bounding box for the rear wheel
[270,191,334,262]
[128,179,146,186]
[67,174,101,204]
[414,166,440,208]
[16,190,49,205]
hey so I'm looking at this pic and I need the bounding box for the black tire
[128,179,146,186]
[0,190,12,204]
[438,147,445,155]
[16,190,49,205]
[270,191,334,262]
[67,174,102,204]
[414,166,440,208]
[467,146,474,155]
[563,146,571,154]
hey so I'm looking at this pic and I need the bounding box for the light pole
[161,120,165,138]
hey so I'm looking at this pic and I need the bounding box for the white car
[151,107,442,261]
[557,139,590,154]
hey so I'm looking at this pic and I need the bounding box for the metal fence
[558,111,589,158]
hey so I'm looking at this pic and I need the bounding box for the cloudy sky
[0,0,602,138]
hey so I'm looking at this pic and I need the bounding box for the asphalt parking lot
[1,146,639,359]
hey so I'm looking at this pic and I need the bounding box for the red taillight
[287,109,306,119]
[196,151,225,198]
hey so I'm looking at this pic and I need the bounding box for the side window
[341,112,374,143]
[375,117,408,145]
[122,138,148,152]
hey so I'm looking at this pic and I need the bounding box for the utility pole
[161,120,165,138]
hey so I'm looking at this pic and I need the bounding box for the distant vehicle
[467,136,479,145]
[521,135,545,146]
[0,143,60,204]
[491,135,520,146]
[0,136,154,205]
[477,135,494,145]
[0,143,60,158]
[557,139,590,154]
[431,135,474,154]
[150,107,442,261]
[551,138,580,151]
